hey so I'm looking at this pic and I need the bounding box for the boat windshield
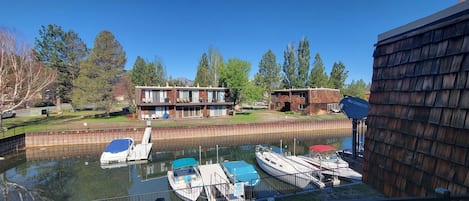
[174,167,196,177]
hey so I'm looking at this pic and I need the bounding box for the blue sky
[1,0,457,84]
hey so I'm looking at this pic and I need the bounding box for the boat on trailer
[221,160,260,187]
[255,145,325,189]
[298,144,362,181]
[167,158,203,201]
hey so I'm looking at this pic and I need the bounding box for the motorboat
[100,122,153,167]
[100,138,134,164]
[221,160,260,187]
[167,158,203,201]
[255,145,325,189]
[298,144,362,181]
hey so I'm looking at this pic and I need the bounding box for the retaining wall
[0,134,25,156]
[25,120,352,147]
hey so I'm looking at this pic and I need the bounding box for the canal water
[0,130,354,201]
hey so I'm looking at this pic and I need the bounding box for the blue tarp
[173,158,198,170]
[103,138,133,153]
[222,160,260,186]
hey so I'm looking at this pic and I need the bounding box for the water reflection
[0,130,352,201]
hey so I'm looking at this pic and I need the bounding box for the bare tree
[0,28,56,112]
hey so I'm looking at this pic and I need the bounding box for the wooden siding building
[136,86,231,120]
[270,88,340,115]
[365,2,469,197]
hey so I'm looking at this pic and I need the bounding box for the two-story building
[135,86,231,120]
[271,88,340,115]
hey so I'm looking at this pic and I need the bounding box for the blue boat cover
[222,161,259,185]
[104,138,133,153]
[173,158,198,170]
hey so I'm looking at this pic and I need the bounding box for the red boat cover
[309,145,336,153]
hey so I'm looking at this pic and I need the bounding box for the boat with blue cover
[167,157,203,201]
[221,160,260,187]
[100,138,134,164]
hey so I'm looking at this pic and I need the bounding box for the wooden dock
[198,163,244,201]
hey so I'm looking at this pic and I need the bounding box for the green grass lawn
[0,109,347,139]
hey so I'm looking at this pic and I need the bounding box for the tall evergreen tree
[35,24,87,105]
[72,30,126,116]
[309,53,329,88]
[208,47,223,87]
[282,43,297,88]
[329,61,348,90]
[130,56,153,86]
[297,37,310,88]
[255,49,281,101]
[194,53,210,86]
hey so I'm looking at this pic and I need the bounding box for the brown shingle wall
[365,15,469,196]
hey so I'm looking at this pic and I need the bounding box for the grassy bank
[0,109,347,139]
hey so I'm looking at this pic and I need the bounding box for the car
[1,110,16,119]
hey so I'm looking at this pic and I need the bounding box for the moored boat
[299,144,362,181]
[221,160,260,187]
[255,145,325,189]
[167,158,203,201]
[100,138,134,164]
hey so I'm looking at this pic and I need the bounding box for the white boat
[299,144,362,181]
[167,158,203,201]
[255,145,325,189]
[100,138,134,164]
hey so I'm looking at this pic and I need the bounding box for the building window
[276,93,280,98]
[299,104,305,110]
[209,106,227,117]
[276,102,281,107]
[299,92,306,98]
[182,106,201,118]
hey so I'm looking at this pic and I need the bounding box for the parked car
[1,110,16,119]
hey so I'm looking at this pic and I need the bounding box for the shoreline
[1,119,353,156]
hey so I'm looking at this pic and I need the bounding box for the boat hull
[255,150,312,189]
[167,170,203,201]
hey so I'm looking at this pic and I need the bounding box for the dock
[198,163,244,201]
[127,126,153,161]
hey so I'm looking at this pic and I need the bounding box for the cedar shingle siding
[364,3,469,197]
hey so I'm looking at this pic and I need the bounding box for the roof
[378,1,469,42]
[272,88,340,93]
[136,85,228,90]
[309,145,337,153]
[173,158,198,169]
[104,138,133,154]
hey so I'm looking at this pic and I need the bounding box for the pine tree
[194,53,210,86]
[255,49,281,101]
[309,53,329,88]
[297,37,310,88]
[35,24,87,105]
[72,30,126,116]
[282,43,297,88]
[329,61,348,90]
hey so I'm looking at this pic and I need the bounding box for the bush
[284,111,295,115]
[33,100,55,107]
